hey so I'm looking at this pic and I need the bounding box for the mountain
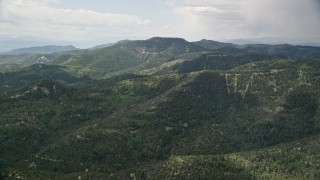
[2,45,79,55]
[226,37,320,47]
[194,39,241,49]
[88,43,115,50]
[0,36,57,53]
[0,49,81,66]
[2,37,319,78]
[226,39,261,45]
[194,39,320,59]
[59,37,208,78]
[1,37,320,179]
[302,43,320,47]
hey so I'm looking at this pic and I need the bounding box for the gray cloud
[0,0,4,19]
[175,0,320,42]
[245,0,320,38]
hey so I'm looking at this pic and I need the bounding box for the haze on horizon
[0,0,319,50]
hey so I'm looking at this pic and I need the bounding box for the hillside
[1,38,320,179]
[0,64,84,94]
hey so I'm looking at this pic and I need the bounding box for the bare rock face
[275,106,285,113]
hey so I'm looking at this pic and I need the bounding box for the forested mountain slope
[1,38,320,179]
[60,37,208,78]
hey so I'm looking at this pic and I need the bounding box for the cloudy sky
[0,0,319,48]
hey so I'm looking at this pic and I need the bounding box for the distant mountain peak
[116,37,189,45]
[112,37,204,54]
[2,45,79,55]
[194,39,237,50]
[147,37,187,42]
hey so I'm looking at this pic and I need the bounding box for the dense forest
[1,37,320,179]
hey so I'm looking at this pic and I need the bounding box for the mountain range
[1,45,79,55]
[1,37,320,179]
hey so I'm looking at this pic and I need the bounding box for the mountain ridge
[1,45,80,55]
